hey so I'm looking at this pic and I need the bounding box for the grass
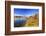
[24,15,39,27]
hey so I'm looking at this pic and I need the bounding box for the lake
[14,18,26,27]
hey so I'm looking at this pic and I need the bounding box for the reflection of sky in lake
[14,8,39,16]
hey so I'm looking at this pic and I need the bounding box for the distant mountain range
[14,16,29,18]
[14,13,39,18]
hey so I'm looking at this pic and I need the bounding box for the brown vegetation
[24,14,39,27]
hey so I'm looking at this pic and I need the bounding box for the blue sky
[14,8,39,16]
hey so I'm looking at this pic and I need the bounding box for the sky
[14,8,39,16]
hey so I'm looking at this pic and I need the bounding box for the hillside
[24,14,39,27]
